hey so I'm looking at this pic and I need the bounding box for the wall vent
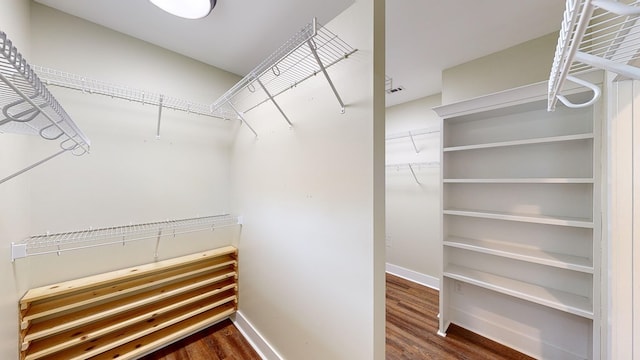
[386,86,404,94]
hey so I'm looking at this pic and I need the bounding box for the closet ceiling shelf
[0,31,90,185]
[10,214,242,260]
[32,65,223,120]
[548,0,640,110]
[210,18,357,134]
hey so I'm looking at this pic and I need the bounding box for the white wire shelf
[33,65,222,120]
[385,127,440,141]
[386,127,440,154]
[32,65,229,139]
[548,0,640,111]
[11,214,242,260]
[211,18,357,136]
[386,161,440,184]
[0,31,90,184]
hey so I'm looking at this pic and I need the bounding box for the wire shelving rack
[0,31,90,184]
[548,0,640,111]
[210,18,357,136]
[11,214,242,260]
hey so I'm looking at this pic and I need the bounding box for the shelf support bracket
[408,163,420,184]
[156,95,164,139]
[307,39,346,114]
[0,148,67,186]
[229,102,258,137]
[256,78,292,127]
[154,228,162,260]
[408,131,420,154]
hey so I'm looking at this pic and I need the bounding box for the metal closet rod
[11,214,243,261]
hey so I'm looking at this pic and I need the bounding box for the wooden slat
[22,258,236,323]
[97,305,237,360]
[20,246,237,304]
[24,274,237,346]
[25,294,237,360]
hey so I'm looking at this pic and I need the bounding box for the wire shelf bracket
[548,0,640,111]
[0,31,90,185]
[211,18,357,136]
[11,214,242,261]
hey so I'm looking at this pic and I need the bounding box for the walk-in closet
[1,0,639,359]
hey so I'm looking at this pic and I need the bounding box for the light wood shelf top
[25,294,236,360]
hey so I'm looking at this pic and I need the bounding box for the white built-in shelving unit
[434,80,601,359]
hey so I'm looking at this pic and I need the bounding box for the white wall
[608,79,640,360]
[385,94,441,286]
[441,32,557,105]
[229,0,385,358]
[0,3,242,359]
[0,1,32,358]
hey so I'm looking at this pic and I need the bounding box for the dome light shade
[149,0,217,19]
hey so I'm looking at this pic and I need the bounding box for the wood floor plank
[143,273,534,359]
[139,320,260,360]
[385,273,534,360]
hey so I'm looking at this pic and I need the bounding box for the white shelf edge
[432,72,603,119]
[443,209,594,228]
[443,178,594,184]
[444,265,593,319]
[444,236,594,273]
[443,133,594,152]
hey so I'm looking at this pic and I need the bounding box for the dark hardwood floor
[386,273,534,360]
[143,274,534,359]
[140,319,261,360]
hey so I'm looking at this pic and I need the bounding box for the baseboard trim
[231,311,284,360]
[386,263,440,290]
[449,306,586,360]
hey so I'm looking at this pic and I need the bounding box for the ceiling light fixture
[149,0,217,20]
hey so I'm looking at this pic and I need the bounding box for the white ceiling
[385,0,566,106]
[34,0,566,107]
